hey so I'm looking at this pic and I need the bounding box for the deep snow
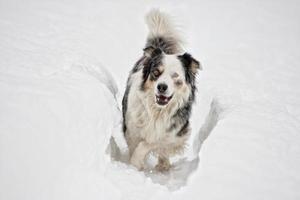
[1,0,300,199]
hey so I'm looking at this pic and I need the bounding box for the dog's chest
[126,92,175,143]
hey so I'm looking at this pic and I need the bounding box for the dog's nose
[157,83,168,93]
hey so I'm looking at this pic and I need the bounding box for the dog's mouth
[155,94,173,106]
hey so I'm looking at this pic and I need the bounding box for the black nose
[157,83,168,93]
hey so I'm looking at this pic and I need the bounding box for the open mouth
[155,94,173,106]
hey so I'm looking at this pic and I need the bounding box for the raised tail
[145,9,184,54]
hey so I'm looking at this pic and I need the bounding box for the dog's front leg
[130,141,152,170]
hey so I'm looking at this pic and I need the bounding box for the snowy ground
[1,0,300,199]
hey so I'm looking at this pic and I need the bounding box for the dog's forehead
[162,54,184,74]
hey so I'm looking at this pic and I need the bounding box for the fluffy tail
[145,9,184,54]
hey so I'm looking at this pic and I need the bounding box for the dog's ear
[143,46,162,58]
[178,53,202,74]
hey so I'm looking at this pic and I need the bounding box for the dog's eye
[175,80,183,86]
[153,69,160,77]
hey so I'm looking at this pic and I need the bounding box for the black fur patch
[177,121,189,137]
[170,103,192,137]
[122,83,130,134]
[146,36,179,54]
[178,53,198,102]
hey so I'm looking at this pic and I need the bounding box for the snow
[1,0,300,199]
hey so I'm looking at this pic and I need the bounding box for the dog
[122,9,201,171]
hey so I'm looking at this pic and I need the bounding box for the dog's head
[141,47,201,108]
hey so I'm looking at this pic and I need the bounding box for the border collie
[122,9,201,171]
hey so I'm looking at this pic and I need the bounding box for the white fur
[145,9,185,53]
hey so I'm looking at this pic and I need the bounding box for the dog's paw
[155,160,171,172]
